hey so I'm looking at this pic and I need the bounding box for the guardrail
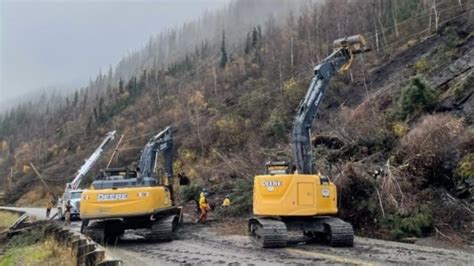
[45,223,122,266]
[0,207,27,232]
[0,207,122,266]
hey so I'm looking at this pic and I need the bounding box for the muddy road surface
[6,207,474,265]
[105,221,474,265]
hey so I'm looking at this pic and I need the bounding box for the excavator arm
[292,35,368,174]
[137,126,173,186]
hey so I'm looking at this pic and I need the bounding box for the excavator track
[148,215,177,242]
[83,220,124,244]
[318,217,354,247]
[248,218,288,248]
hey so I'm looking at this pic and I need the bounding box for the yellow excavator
[80,127,187,242]
[249,35,369,248]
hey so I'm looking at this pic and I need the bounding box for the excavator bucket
[333,34,369,54]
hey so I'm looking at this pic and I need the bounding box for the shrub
[455,153,474,199]
[392,121,409,137]
[337,96,394,153]
[384,205,433,239]
[399,114,464,158]
[450,72,473,101]
[214,114,247,149]
[336,163,379,230]
[398,77,438,119]
[282,78,305,107]
[8,224,47,248]
[214,179,253,217]
[264,112,288,140]
[180,183,203,203]
[398,114,465,187]
[414,58,430,74]
[457,153,474,178]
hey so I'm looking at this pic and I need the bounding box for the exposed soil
[105,221,474,265]
[5,207,474,265]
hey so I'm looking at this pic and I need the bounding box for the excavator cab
[265,161,291,175]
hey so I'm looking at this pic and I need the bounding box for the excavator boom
[292,35,368,174]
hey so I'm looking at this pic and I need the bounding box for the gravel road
[6,207,474,265]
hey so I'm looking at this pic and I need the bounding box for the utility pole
[106,134,124,168]
[30,162,51,192]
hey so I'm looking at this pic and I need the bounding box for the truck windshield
[70,191,82,199]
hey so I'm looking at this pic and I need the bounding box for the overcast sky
[0,0,228,104]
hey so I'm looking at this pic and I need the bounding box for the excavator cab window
[266,161,291,175]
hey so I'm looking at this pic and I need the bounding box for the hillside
[0,0,473,243]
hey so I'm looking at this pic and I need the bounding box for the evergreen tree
[398,77,438,119]
[219,31,228,69]
[98,96,105,122]
[82,90,88,110]
[251,27,258,48]
[108,65,113,85]
[118,78,124,94]
[244,32,251,54]
[73,91,79,106]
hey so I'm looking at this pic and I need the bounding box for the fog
[0,0,229,106]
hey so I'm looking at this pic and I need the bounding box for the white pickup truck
[57,189,83,220]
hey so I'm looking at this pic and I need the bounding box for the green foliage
[283,78,305,106]
[392,121,409,137]
[215,179,253,217]
[338,165,379,229]
[1,225,57,266]
[214,114,247,149]
[440,25,465,48]
[220,31,228,69]
[383,205,433,239]
[8,224,46,248]
[73,91,79,106]
[264,112,288,140]
[457,153,474,178]
[414,58,430,74]
[455,153,474,199]
[180,183,203,202]
[167,54,194,75]
[244,26,263,62]
[0,242,53,266]
[0,211,19,230]
[450,72,473,100]
[398,77,438,119]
